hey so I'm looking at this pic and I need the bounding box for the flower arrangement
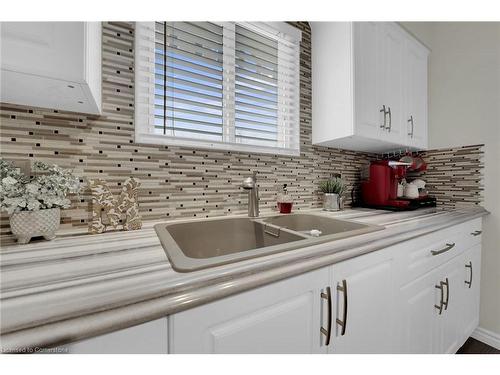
[0,159,81,214]
[319,177,347,196]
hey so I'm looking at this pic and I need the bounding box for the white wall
[402,22,500,337]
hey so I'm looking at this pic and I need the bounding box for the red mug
[277,202,293,214]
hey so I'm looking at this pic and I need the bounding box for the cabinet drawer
[461,218,482,248]
[399,219,482,285]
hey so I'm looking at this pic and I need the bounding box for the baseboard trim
[471,327,500,350]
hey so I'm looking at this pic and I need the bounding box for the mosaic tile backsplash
[0,22,378,243]
[0,22,484,245]
[408,144,484,209]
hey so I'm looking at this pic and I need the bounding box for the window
[135,22,301,155]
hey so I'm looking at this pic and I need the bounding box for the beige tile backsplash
[408,145,484,209]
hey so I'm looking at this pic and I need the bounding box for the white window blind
[135,22,301,155]
[155,22,224,141]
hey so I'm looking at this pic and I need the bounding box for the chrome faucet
[241,171,259,218]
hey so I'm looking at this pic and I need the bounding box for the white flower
[25,183,40,194]
[1,159,81,214]
[2,176,18,186]
[27,199,41,211]
[3,197,24,214]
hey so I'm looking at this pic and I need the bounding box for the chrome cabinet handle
[336,279,348,336]
[431,243,455,256]
[407,115,414,137]
[386,107,392,131]
[380,105,387,129]
[465,262,473,288]
[470,230,482,236]
[435,281,444,315]
[442,278,449,310]
[320,286,332,346]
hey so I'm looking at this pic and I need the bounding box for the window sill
[135,132,300,157]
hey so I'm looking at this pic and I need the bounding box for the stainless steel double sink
[155,213,383,272]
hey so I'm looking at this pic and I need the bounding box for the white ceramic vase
[10,208,61,244]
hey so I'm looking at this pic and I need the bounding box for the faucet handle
[242,176,255,189]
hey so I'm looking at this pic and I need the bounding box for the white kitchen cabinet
[437,254,466,353]
[0,22,101,114]
[59,318,168,354]
[168,268,330,354]
[458,245,482,343]
[311,22,429,153]
[397,220,482,354]
[168,246,398,354]
[353,22,384,140]
[379,23,405,144]
[404,36,429,149]
[328,247,397,353]
[398,266,441,353]
[397,257,463,354]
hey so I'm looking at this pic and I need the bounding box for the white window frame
[134,22,302,156]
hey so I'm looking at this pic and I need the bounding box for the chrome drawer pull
[336,279,348,336]
[465,262,473,288]
[435,281,444,315]
[320,286,332,346]
[431,243,455,256]
[442,278,449,310]
[407,115,414,137]
[386,107,392,131]
[470,230,482,236]
[380,105,388,129]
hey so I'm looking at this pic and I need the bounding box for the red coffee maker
[361,160,412,209]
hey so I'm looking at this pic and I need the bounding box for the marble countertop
[0,206,488,351]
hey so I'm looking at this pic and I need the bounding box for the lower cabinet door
[437,255,465,354]
[329,248,396,353]
[398,269,441,353]
[458,245,481,342]
[61,318,169,354]
[168,268,330,354]
[398,244,482,354]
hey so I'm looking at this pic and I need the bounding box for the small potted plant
[319,177,347,211]
[0,159,81,244]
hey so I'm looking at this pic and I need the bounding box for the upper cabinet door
[311,22,428,152]
[379,23,405,144]
[404,38,429,149]
[0,22,101,114]
[353,22,384,139]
